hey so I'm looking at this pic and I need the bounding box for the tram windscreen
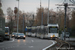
[5,28,9,33]
[49,27,58,33]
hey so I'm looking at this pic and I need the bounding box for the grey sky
[2,0,69,15]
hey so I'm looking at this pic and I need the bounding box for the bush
[70,27,75,36]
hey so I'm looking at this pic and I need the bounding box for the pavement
[66,37,75,41]
[48,37,75,50]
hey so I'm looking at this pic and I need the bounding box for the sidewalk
[66,37,75,41]
[47,38,75,50]
[66,37,75,48]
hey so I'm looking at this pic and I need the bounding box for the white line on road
[9,38,14,42]
[42,40,57,50]
[31,40,34,42]
[29,46,34,48]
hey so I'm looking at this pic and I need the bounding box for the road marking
[31,40,34,42]
[29,46,34,48]
[42,40,57,50]
[2,45,19,50]
[9,38,14,42]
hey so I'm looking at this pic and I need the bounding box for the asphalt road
[0,37,55,50]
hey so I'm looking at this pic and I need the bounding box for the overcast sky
[2,0,71,15]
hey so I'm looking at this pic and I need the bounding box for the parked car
[15,33,26,39]
[65,32,70,38]
[11,32,16,38]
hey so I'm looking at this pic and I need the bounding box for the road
[0,37,55,50]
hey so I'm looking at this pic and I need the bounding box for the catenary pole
[17,0,19,33]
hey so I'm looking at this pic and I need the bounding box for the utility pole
[16,0,19,33]
[0,0,1,9]
[56,0,75,40]
[47,0,50,25]
[0,0,3,17]
[47,0,50,35]
[40,0,41,26]
[0,0,1,18]
[32,14,34,26]
[40,0,43,26]
[41,12,43,25]
[64,3,68,40]
[40,0,41,9]
[23,14,25,33]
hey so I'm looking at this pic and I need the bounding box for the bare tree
[7,7,14,33]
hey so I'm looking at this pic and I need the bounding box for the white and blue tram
[38,24,59,39]
[31,26,37,37]
[25,24,59,39]
[25,26,32,36]
[47,24,59,39]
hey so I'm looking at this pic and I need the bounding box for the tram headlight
[18,36,20,37]
[24,36,26,37]
[12,35,14,36]
[51,35,53,37]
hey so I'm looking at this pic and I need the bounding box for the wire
[69,0,75,3]
[57,0,64,4]
[63,0,66,3]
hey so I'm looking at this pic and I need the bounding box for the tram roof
[47,24,58,27]
[5,27,9,28]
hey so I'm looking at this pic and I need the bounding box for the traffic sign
[25,28,27,31]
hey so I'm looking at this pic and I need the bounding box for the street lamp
[16,0,19,33]
[22,11,25,33]
[47,0,50,37]
[47,0,50,25]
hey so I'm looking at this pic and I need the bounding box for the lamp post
[47,0,50,35]
[0,0,2,8]
[16,0,19,33]
[64,3,68,40]
[47,0,50,25]
[23,14,25,33]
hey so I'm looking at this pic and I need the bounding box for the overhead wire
[69,0,75,3]
[57,0,64,4]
